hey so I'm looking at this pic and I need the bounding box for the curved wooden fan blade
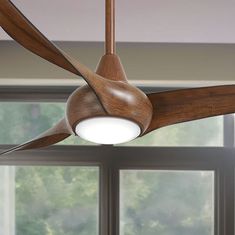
[0,0,81,75]
[0,0,144,119]
[144,85,235,135]
[0,118,72,155]
[0,0,108,98]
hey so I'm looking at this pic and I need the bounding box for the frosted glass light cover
[75,117,141,145]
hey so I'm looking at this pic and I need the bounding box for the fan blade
[0,0,128,116]
[0,118,72,155]
[144,85,235,134]
[0,0,118,114]
[0,1,106,92]
[0,0,82,75]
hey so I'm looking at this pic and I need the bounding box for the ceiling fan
[1,0,235,155]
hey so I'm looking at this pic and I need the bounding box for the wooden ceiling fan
[1,0,235,154]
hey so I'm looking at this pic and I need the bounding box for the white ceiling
[1,0,235,43]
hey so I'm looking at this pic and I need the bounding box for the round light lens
[75,117,141,145]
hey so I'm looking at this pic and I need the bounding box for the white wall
[1,41,235,86]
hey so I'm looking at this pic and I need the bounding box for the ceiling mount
[1,0,235,154]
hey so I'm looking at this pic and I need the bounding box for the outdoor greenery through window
[0,166,99,235]
[0,99,229,235]
[120,170,214,235]
[0,102,223,146]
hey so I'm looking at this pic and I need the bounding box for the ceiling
[1,0,235,43]
[1,0,235,86]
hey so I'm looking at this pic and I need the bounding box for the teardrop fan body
[1,0,235,154]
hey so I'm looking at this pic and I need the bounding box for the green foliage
[122,116,223,146]
[15,166,98,235]
[0,102,94,145]
[120,171,214,235]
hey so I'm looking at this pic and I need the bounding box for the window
[0,102,94,146]
[120,170,214,235]
[0,102,224,147]
[122,116,223,146]
[0,166,99,235]
[0,86,235,235]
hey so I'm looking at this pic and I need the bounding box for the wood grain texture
[144,85,235,135]
[0,0,105,91]
[96,54,127,82]
[0,0,151,125]
[66,85,106,130]
[0,0,114,111]
[0,0,80,75]
[66,83,153,133]
[105,0,115,54]
[0,118,72,155]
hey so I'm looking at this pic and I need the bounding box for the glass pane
[120,170,214,235]
[0,102,223,146]
[0,102,94,145]
[121,116,223,146]
[0,166,99,235]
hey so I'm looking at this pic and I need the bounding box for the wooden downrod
[105,0,115,54]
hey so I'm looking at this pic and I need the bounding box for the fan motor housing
[66,85,106,132]
[66,84,153,135]
[66,54,153,134]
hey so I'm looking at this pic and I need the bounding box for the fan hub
[96,54,127,82]
[66,84,153,136]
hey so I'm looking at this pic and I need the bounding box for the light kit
[75,117,141,145]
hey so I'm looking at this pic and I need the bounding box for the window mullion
[99,157,120,235]
[107,162,119,235]
[100,163,109,235]
[224,161,235,235]
[218,156,235,235]
[223,114,235,147]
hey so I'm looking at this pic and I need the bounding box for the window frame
[0,85,235,235]
[0,146,234,235]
